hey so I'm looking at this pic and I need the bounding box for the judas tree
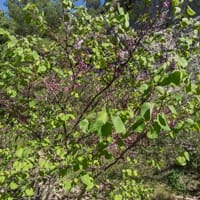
[0,0,200,199]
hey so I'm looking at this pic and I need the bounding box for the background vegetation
[0,0,200,199]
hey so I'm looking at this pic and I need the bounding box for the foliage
[105,0,200,28]
[166,170,186,193]
[85,0,106,15]
[6,0,63,35]
[0,11,15,33]
[0,0,200,199]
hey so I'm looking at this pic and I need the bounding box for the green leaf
[181,17,190,26]
[15,147,24,158]
[160,70,181,86]
[101,122,112,137]
[37,65,47,73]
[90,109,108,134]
[155,86,165,95]
[176,156,186,166]
[31,51,39,60]
[139,84,149,93]
[114,194,123,200]
[125,13,129,28]
[186,82,197,93]
[134,124,145,133]
[174,6,181,14]
[147,129,158,139]
[63,180,72,192]
[6,87,17,98]
[29,100,36,108]
[63,0,73,8]
[168,105,177,114]
[118,6,124,15]
[176,56,188,68]
[0,28,14,41]
[79,119,89,133]
[39,159,56,171]
[41,137,51,147]
[0,174,5,184]
[10,182,18,190]
[187,6,196,16]
[132,116,145,133]
[80,174,94,190]
[57,113,75,121]
[184,151,190,161]
[25,188,34,196]
[96,109,108,124]
[89,109,108,134]
[157,113,170,131]
[172,0,180,7]
[0,28,9,36]
[125,169,132,176]
[141,102,154,121]
[147,121,161,139]
[186,118,194,125]
[90,121,103,134]
[111,115,126,134]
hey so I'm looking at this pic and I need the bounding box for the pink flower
[114,68,121,78]
[74,83,81,88]
[169,119,176,128]
[77,61,88,72]
[64,87,69,92]
[163,1,170,8]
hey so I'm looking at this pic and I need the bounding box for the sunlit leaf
[187,6,196,16]
[96,109,108,124]
[10,182,18,190]
[63,180,72,192]
[176,156,186,166]
[184,151,190,161]
[80,174,94,190]
[112,115,126,134]
[176,56,188,68]
[141,102,154,121]
[79,119,89,133]
[25,188,34,197]
[114,194,123,200]
[157,113,170,131]
[147,130,158,139]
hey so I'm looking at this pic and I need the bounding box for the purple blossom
[74,83,81,88]
[114,68,122,78]
[44,77,62,94]
[163,1,170,8]
[64,87,69,92]
[77,61,88,72]
[169,119,176,128]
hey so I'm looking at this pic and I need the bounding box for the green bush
[0,0,200,199]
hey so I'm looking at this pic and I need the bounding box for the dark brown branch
[94,133,146,178]
[72,75,116,132]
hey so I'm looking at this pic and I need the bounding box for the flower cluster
[156,0,170,9]
[163,0,170,8]
[44,77,62,94]
[114,68,122,78]
[77,61,88,72]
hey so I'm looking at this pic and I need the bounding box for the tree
[86,0,101,9]
[0,0,200,199]
[105,0,200,28]
[7,0,63,35]
[0,11,15,33]
[85,0,105,15]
